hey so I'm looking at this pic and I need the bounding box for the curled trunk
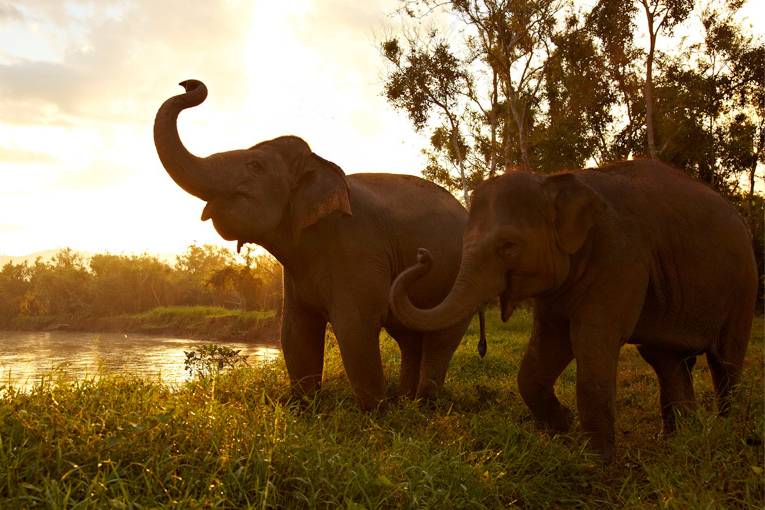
[390,248,499,331]
[153,80,219,200]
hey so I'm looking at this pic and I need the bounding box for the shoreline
[0,306,282,346]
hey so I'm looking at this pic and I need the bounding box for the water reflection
[0,330,281,391]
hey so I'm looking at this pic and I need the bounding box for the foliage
[0,244,283,328]
[383,0,585,202]
[89,253,173,315]
[381,0,764,205]
[184,343,250,379]
[0,310,761,508]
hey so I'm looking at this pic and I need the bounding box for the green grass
[4,306,279,343]
[96,306,279,342]
[1,310,762,508]
[132,306,275,321]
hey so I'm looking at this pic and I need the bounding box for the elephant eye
[245,160,262,174]
[499,240,518,258]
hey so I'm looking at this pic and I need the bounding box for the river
[0,330,281,391]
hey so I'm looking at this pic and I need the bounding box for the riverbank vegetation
[0,245,281,340]
[1,310,761,508]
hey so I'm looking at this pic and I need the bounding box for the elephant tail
[477,306,487,358]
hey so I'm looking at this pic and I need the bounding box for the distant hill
[0,249,180,267]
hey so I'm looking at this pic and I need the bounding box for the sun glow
[0,0,425,257]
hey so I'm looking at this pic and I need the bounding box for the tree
[174,244,237,305]
[383,33,473,202]
[0,261,30,322]
[383,0,590,203]
[90,254,174,314]
[24,249,92,318]
[638,0,694,158]
[535,13,617,169]
[644,1,764,196]
[588,0,645,160]
[238,246,282,312]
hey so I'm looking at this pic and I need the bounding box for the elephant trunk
[153,80,219,200]
[390,248,499,331]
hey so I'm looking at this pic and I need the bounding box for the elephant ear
[290,153,352,239]
[542,173,605,254]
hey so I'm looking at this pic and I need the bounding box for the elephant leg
[707,314,750,416]
[518,316,574,432]
[281,278,327,398]
[637,345,696,434]
[387,328,423,399]
[417,318,469,399]
[570,322,622,461]
[331,314,387,410]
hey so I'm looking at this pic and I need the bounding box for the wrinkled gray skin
[390,161,757,459]
[154,80,472,408]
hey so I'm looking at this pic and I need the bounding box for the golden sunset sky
[1,0,425,256]
[1,1,762,257]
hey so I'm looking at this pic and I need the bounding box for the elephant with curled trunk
[390,160,757,458]
[154,79,480,409]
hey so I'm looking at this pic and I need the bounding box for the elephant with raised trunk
[154,79,479,409]
[390,160,757,458]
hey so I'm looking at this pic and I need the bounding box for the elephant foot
[535,403,575,433]
[355,392,388,412]
[415,382,440,402]
[660,403,696,437]
[588,436,616,463]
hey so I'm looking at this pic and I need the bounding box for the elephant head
[389,171,605,329]
[153,80,352,251]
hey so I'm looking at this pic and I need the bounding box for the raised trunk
[389,249,500,331]
[153,80,218,200]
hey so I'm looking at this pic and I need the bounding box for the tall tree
[383,35,473,202]
[535,13,617,169]
[588,0,645,159]
[382,0,581,203]
[643,1,764,195]
[638,0,693,158]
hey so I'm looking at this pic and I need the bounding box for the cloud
[0,60,83,119]
[0,145,57,163]
[0,0,254,124]
[54,160,133,189]
[0,3,23,22]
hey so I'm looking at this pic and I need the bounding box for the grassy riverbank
[1,310,762,508]
[4,306,280,343]
[95,306,279,343]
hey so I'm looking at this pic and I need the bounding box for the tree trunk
[643,4,658,159]
[448,118,471,207]
[489,69,499,178]
[746,123,763,222]
[510,98,531,171]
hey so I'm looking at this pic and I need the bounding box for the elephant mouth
[499,273,520,322]
[201,202,214,221]
[200,201,240,243]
